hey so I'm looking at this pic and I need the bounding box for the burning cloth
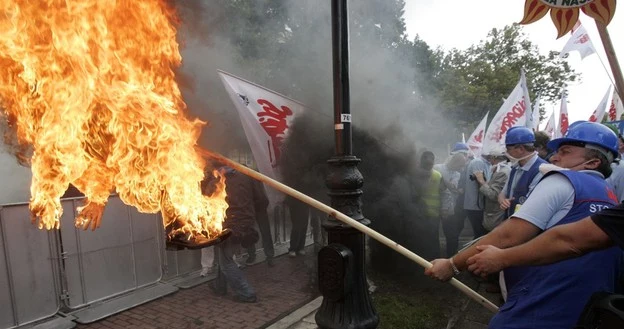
[0,0,227,240]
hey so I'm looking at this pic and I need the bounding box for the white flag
[521,70,534,130]
[467,112,488,157]
[482,78,527,155]
[557,93,569,138]
[560,21,596,60]
[607,89,624,122]
[218,70,305,205]
[588,86,612,123]
[531,94,542,130]
[544,114,556,139]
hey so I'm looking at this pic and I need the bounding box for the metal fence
[0,193,309,328]
[0,203,61,329]
[59,196,164,309]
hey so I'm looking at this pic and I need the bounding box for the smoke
[174,1,455,274]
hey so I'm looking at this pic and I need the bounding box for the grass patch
[373,292,448,329]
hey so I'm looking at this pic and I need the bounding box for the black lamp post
[315,0,379,328]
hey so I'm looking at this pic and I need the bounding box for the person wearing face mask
[425,121,622,329]
[498,127,547,219]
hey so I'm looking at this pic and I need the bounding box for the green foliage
[433,24,578,127]
[185,1,578,138]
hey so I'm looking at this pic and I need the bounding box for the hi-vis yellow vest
[423,169,442,217]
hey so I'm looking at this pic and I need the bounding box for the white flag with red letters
[482,78,527,155]
[218,70,305,205]
[467,112,488,157]
[558,93,569,138]
[607,89,624,122]
[588,86,612,123]
[544,114,556,139]
[560,21,596,60]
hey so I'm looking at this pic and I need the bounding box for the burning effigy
[0,0,228,244]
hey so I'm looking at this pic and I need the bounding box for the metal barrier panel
[60,196,163,309]
[0,204,60,329]
[162,249,202,280]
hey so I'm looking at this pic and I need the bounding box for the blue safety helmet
[505,126,535,145]
[547,121,619,162]
[451,142,470,154]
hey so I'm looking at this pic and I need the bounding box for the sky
[404,0,624,127]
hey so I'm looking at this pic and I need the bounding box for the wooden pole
[595,20,624,102]
[199,148,500,313]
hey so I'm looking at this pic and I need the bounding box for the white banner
[544,114,557,139]
[560,21,596,60]
[467,112,488,157]
[218,70,305,205]
[482,78,527,155]
[530,94,542,131]
[558,93,569,138]
[588,86,612,123]
[607,89,624,122]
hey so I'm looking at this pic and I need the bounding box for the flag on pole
[559,21,596,60]
[558,93,569,138]
[521,70,534,130]
[482,77,528,155]
[588,86,612,123]
[607,89,624,121]
[544,114,556,139]
[530,94,542,131]
[218,70,305,205]
[467,112,488,157]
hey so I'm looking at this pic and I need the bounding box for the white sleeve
[512,174,575,230]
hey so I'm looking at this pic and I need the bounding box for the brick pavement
[76,249,319,329]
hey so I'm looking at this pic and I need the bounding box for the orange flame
[582,0,617,25]
[550,7,580,38]
[520,0,617,38]
[0,0,227,239]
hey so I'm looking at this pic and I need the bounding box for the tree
[434,24,578,127]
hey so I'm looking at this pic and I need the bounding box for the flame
[0,0,227,239]
[519,0,617,38]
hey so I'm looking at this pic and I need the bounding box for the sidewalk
[75,246,319,329]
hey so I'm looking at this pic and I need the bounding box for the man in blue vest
[425,121,623,329]
[498,126,547,218]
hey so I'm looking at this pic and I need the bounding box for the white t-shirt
[513,171,605,230]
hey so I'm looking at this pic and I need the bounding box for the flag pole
[595,21,624,102]
[198,148,500,313]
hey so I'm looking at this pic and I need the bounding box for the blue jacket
[505,157,547,218]
[491,170,622,329]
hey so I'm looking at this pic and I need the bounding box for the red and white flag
[588,86,612,123]
[560,21,596,60]
[544,114,556,139]
[467,112,488,157]
[607,89,624,121]
[482,77,527,155]
[558,93,569,138]
[218,70,305,205]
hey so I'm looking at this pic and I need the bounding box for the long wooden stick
[596,21,624,103]
[199,149,499,313]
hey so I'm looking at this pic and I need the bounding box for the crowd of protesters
[420,121,624,328]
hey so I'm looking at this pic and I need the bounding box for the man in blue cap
[498,126,547,219]
[426,121,623,329]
